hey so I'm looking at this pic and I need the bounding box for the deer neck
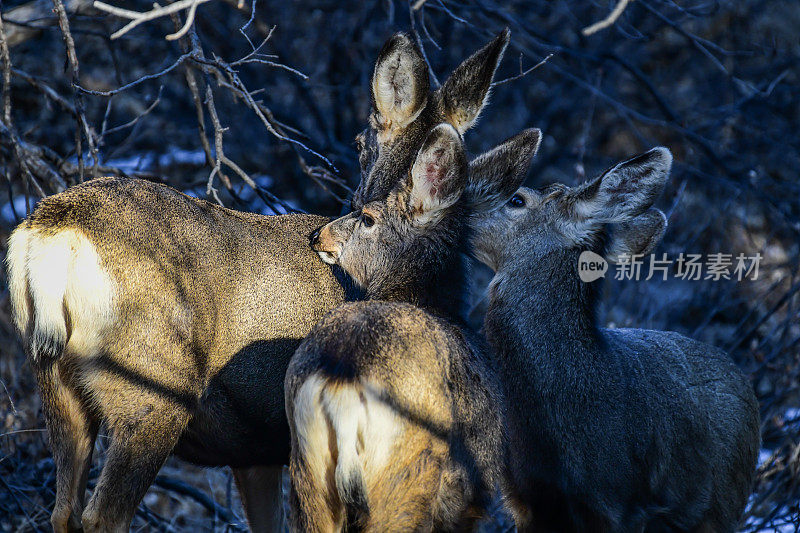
[365,216,470,323]
[490,246,602,354]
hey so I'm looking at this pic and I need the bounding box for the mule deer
[471,147,760,531]
[6,29,511,532]
[285,125,542,531]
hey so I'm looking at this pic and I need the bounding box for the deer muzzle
[311,223,341,265]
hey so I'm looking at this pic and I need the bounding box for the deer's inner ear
[572,147,672,225]
[407,124,467,223]
[372,33,429,134]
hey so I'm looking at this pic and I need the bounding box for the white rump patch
[293,375,403,507]
[7,227,32,335]
[7,227,117,359]
[293,375,335,492]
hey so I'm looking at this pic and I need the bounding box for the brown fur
[286,125,541,532]
[286,302,497,532]
[6,28,515,532]
[8,177,348,531]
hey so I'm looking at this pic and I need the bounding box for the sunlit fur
[287,125,541,532]
[8,226,117,362]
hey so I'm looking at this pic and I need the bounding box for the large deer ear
[607,208,667,263]
[440,28,510,134]
[407,123,467,224]
[466,128,541,212]
[372,33,430,133]
[571,147,672,224]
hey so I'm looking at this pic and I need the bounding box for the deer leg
[81,393,191,533]
[233,465,287,532]
[35,362,98,533]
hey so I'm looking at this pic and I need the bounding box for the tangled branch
[93,0,214,40]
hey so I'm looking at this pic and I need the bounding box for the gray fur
[353,28,511,209]
[472,148,760,532]
[466,128,541,213]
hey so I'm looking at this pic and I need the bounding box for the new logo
[578,251,608,282]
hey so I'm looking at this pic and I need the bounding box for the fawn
[285,124,542,531]
[6,29,511,532]
[471,147,760,531]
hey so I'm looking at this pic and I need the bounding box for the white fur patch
[294,375,335,494]
[62,230,117,355]
[317,250,338,265]
[358,381,402,474]
[323,380,403,489]
[6,227,32,335]
[322,383,367,499]
[294,375,403,508]
[8,227,117,358]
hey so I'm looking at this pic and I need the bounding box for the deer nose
[310,228,321,245]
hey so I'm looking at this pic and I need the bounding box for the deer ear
[607,208,667,263]
[440,28,509,134]
[372,33,430,133]
[572,147,672,224]
[407,124,467,223]
[466,128,541,212]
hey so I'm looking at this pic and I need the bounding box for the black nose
[310,228,320,245]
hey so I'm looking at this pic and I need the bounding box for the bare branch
[11,67,77,117]
[52,0,99,180]
[582,0,634,36]
[408,0,440,89]
[93,0,214,40]
[101,87,163,137]
[74,53,194,96]
[0,16,13,125]
[492,53,554,87]
[2,0,94,48]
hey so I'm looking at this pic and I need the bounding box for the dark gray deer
[5,29,511,532]
[472,148,760,532]
[285,125,542,531]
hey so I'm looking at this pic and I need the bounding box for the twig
[492,53,553,86]
[74,53,194,96]
[93,0,214,40]
[191,53,335,169]
[152,476,245,528]
[52,0,99,180]
[11,68,77,117]
[0,15,11,125]
[101,86,163,137]
[173,15,223,187]
[204,83,296,212]
[0,21,51,197]
[408,0,440,89]
[582,0,634,36]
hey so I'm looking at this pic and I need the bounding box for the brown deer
[5,29,511,532]
[285,124,542,531]
[471,148,760,532]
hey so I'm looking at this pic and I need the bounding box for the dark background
[0,0,798,530]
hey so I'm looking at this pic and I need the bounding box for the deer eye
[360,212,375,227]
[508,194,526,208]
